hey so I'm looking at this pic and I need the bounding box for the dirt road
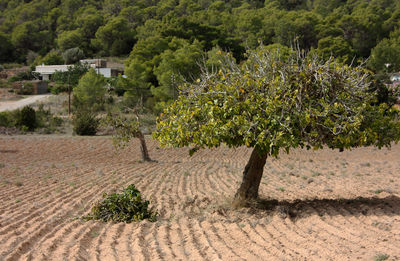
[0,94,52,112]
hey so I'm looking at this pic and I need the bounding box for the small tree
[154,47,400,202]
[74,68,107,111]
[103,111,153,162]
[52,63,89,114]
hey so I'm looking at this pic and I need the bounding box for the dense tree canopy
[154,47,400,200]
[1,0,400,110]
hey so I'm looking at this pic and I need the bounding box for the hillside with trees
[1,0,399,110]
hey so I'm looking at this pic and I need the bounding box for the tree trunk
[235,148,268,201]
[137,131,153,162]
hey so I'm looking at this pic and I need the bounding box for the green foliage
[36,49,65,65]
[84,184,157,222]
[72,110,98,136]
[73,68,106,110]
[0,105,63,133]
[57,29,84,51]
[102,113,141,148]
[368,30,400,73]
[155,47,400,157]
[0,32,14,63]
[152,38,204,106]
[52,63,89,87]
[0,111,17,128]
[49,83,68,94]
[15,82,34,95]
[8,70,34,82]
[374,253,389,261]
[16,106,36,131]
[92,17,135,56]
[315,36,355,64]
[62,47,85,64]
[1,0,400,75]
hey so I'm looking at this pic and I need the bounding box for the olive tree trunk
[137,131,153,162]
[235,148,268,201]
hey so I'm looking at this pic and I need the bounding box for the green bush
[8,71,34,82]
[49,83,68,94]
[35,105,64,133]
[15,82,34,95]
[16,106,36,131]
[85,184,157,223]
[73,110,98,135]
[0,106,62,133]
[0,111,15,127]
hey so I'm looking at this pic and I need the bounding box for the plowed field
[1,136,399,260]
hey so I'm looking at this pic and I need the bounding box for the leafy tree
[36,49,64,65]
[92,17,135,56]
[74,68,107,111]
[11,20,52,54]
[124,36,169,107]
[62,47,85,64]
[368,30,400,73]
[103,112,154,162]
[154,47,400,202]
[52,63,89,87]
[57,29,84,51]
[315,36,355,64]
[0,32,14,62]
[152,38,204,109]
[274,10,320,50]
[52,63,89,113]
[73,110,99,135]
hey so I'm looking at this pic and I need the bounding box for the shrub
[73,110,98,135]
[49,83,68,94]
[15,82,34,95]
[35,105,64,133]
[8,71,34,82]
[16,106,36,131]
[85,184,157,222]
[62,47,85,64]
[0,111,14,127]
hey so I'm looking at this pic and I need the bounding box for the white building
[34,64,72,80]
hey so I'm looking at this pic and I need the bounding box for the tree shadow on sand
[0,149,18,153]
[250,195,400,220]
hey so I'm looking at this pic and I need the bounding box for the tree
[92,17,135,56]
[52,63,89,114]
[0,32,14,62]
[103,112,154,162]
[37,49,64,65]
[62,47,85,64]
[73,68,107,111]
[315,36,355,64]
[57,29,84,51]
[154,47,400,202]
[367,30,400,73]
[152,38,204,110]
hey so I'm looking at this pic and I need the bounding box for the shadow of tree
[0,149,18,153]
[252,195,400,220]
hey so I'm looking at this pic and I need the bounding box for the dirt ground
[0,94,53,112]
[0,135,399,260]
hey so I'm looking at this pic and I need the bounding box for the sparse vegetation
[0,105,63,133]
[374,253,389,261]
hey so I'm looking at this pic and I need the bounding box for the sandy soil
[0,136,399,260]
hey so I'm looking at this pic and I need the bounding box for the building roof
[34,65,72,75]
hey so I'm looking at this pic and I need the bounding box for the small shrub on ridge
[85,184,157,222]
